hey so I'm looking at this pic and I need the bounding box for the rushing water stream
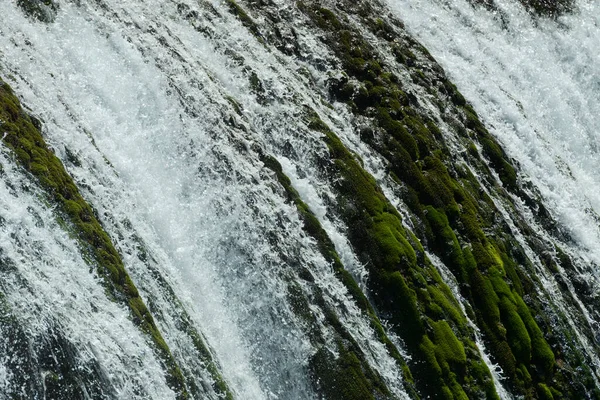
[0,0,410,398]
[390,0,600,278]
[0,0,599,398]
[389,0,600,384]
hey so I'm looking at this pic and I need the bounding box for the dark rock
[17,0,59,23]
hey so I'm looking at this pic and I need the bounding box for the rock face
[0,0,598,399]
[472,0,574,15]
[521,0,574,14]
[232,0,596,398]
[17,0,59,22]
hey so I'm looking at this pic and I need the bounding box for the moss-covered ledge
[260,152,420,399]
[0,79,188,399]
[303,110,498,400]
[294,2,597,398]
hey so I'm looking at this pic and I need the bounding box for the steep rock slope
[1,0,598,399]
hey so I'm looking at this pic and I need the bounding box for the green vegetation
[0,79,188,399]
[300,105,496,398]
[3,0,594,397]
[261,153,418,399]
[310,345,379,400]
[293,1,597,398]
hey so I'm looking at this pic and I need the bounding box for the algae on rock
[0,79,189,399]
[231,0,600,397]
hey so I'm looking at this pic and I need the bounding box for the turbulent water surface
[391,0,600,288]
[0,0,599,399]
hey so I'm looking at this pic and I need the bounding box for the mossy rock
[0,79,188,399]
[299,105,496,398]
[499,297,532,365]
[17,0,59,22]
[433,320,467,366]
[260,152,411,398]
[284,1,593,397]
[310,347,375,400]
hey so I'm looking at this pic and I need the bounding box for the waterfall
[388,0,600,289]
[388,0,600,380]
[1,0,599,398]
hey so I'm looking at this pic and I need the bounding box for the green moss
[309,347,374,400]
[515,296,555,376]
[471,270,500,324]
[178,314,233,399]
[433,320,467,365]
[428,284,465,326]
[537,383,554,400]
[499,297,531,365]
[225,0,263,41]
[314,7,343,30]
[420,335,442,377]
[480,136,518,190]
[0,79,188,399]
[550,387,563,399]
[376,108,419,160]
[440,386,454,400]
[300,107,493,398]
[425,206,466,279]
[471,242,499,271]
[287,282,313,323]
[500,252,524,296]
[260,153,410,398]
[385,271,423,338]
[443,81,466,106]
[269,1,580,396]
[460,210,485,242]
[371,214,417,268]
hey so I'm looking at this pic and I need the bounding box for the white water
[0,0,410,398]
[2,0,599,397]
[0,150,175,399]
[389,0,600,276]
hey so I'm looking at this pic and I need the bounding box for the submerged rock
[472,0,574,16]
[17,0,59,23]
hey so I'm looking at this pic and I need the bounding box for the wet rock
[471,0,574,16]
[17,0,59,23]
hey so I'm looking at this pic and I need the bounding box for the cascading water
[1,0,599,398]
[0,149,175,398]
[388,0,600,382]
[388,0,600,296]
[1,0,413,398]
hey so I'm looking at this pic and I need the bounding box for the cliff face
[1,0,598,399]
